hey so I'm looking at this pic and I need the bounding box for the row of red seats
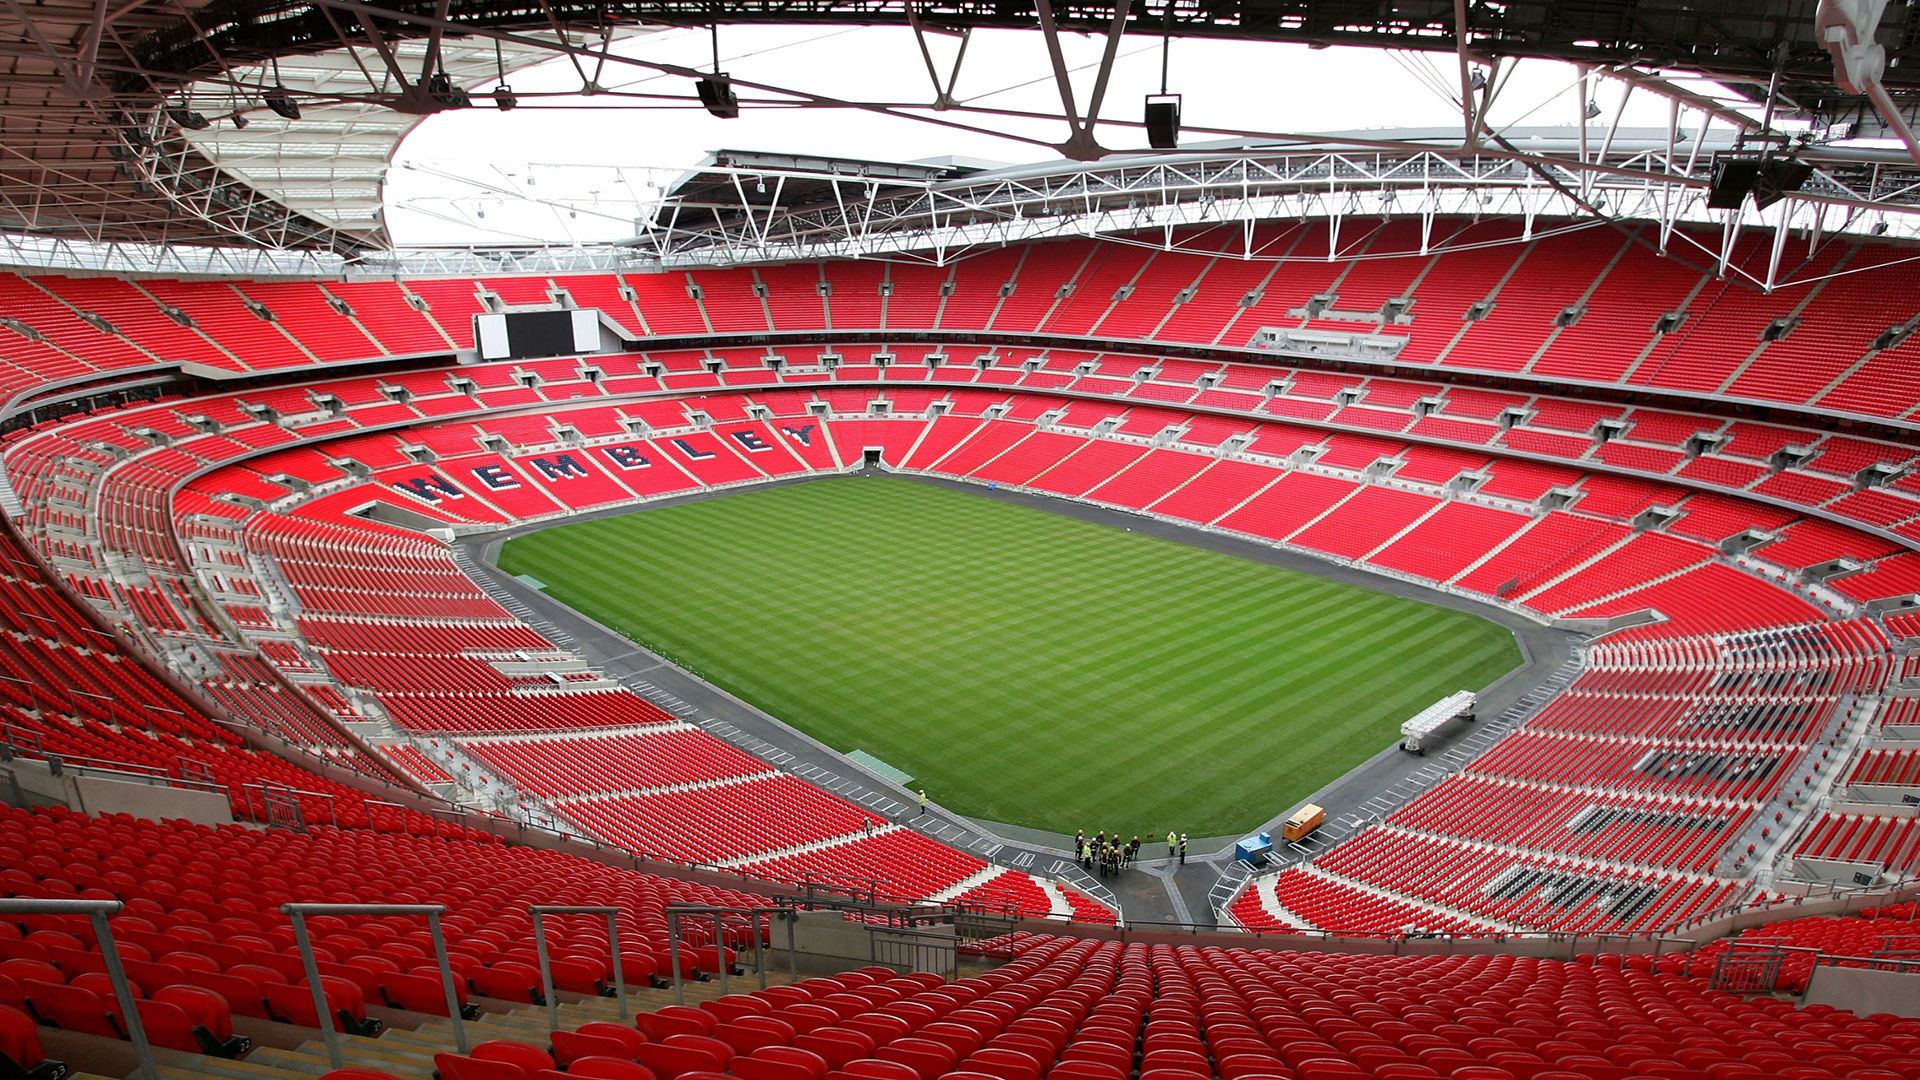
[0,803,768,1046]
[1684,904,1920,992]
[462,730,773,798]
[146,395,1882,928]
[12,300,1920,553]
[7,223,1920,416]
[1792,813,1920,876]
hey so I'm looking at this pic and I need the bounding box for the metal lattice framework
[608,131,1920,283]
[1,0,1919,254]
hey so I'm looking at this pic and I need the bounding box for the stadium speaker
[167,107,210,131]
[1145,94,1181,149]
[698,75,740,119]
[1706,156,1760,210]
[1751,157,1814,210]
[264,87,300,121]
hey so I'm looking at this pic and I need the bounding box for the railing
[869,925,958,979]
[0,736,228,800]
[242,781,337,828]
[664,904,789,1006]
[795,871,888,907]
[0,898,155,1080]
[282,902,468,1068]
[1674,870,1916,934]
[528,905,628,1031]
[1709,940,1800,993]
[1814,950,1920,973]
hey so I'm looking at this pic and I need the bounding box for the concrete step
[158,1060,313,1080]
[293,1036,440,1071]
[288,1038,438,1079]
[121,968,797,1080]
[152,1064,285,1080]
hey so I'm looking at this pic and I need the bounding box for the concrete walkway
[462,469,1585,927]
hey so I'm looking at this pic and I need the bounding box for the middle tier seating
[3,344,1912,934]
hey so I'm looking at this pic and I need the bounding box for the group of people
[1076,830,1137,876]
[1076,830,1190,874]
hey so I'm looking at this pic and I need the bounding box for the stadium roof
[2,0,1918,257]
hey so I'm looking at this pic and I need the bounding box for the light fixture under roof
[697,75,739,119]
[265,86,300,121]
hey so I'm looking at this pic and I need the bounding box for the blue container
[1234,832,1274,865]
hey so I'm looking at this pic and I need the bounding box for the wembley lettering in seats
[667,437,714,460]
[390,473,464,503]
[728,429,772,453]
[599,444,652,469]
[525,453,592,482]
[471,463,521,490]
[777,423,817,446]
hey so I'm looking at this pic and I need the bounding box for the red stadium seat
[636,1042,725,1080]
[153,985,251,1057]
[0,1003,64,1080]
[471,1041,556,1076]
[567,1059,658,1080]
[554,1032,635,1066]
[438,1053,533,1080]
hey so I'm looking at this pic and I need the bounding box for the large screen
[475,308,601,360]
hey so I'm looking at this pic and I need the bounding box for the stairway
[82,969,795,1080]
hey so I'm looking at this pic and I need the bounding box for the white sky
[384,26,1728,247]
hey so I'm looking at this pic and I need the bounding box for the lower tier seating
[1683,903,1920,992]
[14,889,1917,1080]
[0,801,770,1042]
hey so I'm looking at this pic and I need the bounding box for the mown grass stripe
[501,477,1522,836]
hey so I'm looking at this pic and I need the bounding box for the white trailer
[1401,691,1477,753]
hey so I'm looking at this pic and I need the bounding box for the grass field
[499,477,1522,837]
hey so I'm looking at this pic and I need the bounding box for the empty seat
[0,1003,64,1080]
[188,969,271,1019]
[262,979,381,1036]
[472,962,543,1004]
[153,985,251,1058]
[575,1022,650,1056]
[471,1041,556,1076]
[132,998,206,1055]
[567,1058,658,1080]
[21,981,118,1039]
[554,1031,634,1067]
[438,1053,534,1080]
[381,971,481,1020]
[636,1042,725,1080]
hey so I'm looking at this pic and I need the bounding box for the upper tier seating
[1,223,1918,421]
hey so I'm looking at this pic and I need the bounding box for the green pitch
[498,477,1522,837]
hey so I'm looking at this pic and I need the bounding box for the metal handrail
[664,904,788,1006]
[0,898,154,1080]
[868,923,960,981]
[527,905,627,1031]
[0,738,171,782]
[245,781,338,828]
[282,902,466,1066]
